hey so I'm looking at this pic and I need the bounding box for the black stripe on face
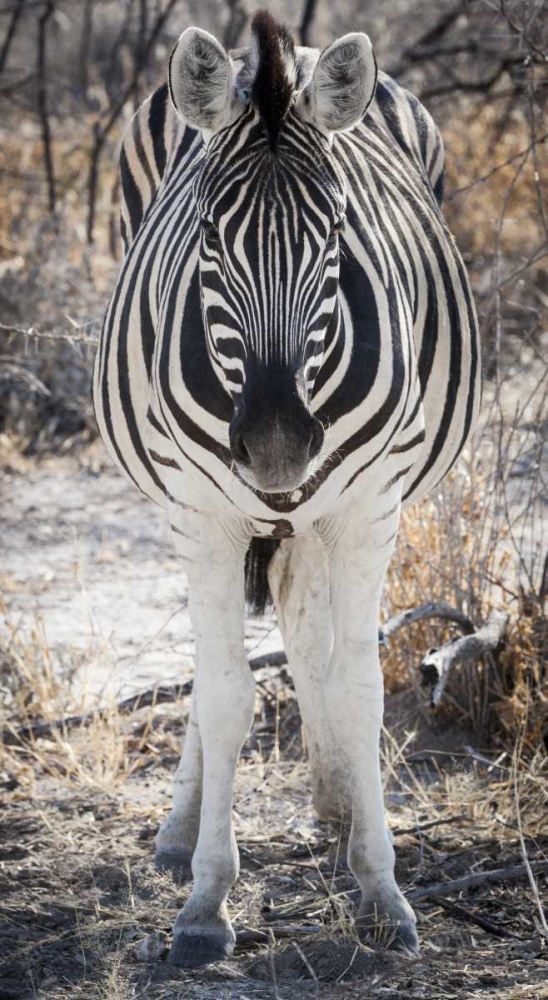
[198,171,344,375]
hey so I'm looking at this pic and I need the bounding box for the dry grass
[444,105,548,260]
[382,365,547,757]
[1,4,547,995]
[1,634,547,998]
[0,600,182,796]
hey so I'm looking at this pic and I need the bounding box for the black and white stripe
[94,31,480,536]
[93,16,483,963]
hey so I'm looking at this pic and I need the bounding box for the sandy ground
[1,440,547,999]
[1,442,281,704]
[1,657,547,1000]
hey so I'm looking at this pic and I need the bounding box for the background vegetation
[0,1,546,998]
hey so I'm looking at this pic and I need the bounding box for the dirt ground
[1,447,547,1000]
[1,444,281,702]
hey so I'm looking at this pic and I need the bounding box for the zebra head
[169,13,377,493]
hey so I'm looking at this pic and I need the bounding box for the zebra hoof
[168,926,235,968]
[154,848,193,884]
[391,918,420,955]
[356,896,419,956]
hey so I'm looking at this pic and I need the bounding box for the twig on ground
[421,610,508,706]
[293,941,320,997]
[431,895,518,938]
[2,683,193,746]
[2,649,287,746]
[237,924,322,946]
[391,814,472,837]
[409,860,548,901]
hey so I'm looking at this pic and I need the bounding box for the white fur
[161,508,255,957]
[296,33,377,136]
[160,484,416,957]
[169,28,240,140]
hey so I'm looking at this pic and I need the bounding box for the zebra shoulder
[119,83,179,252]
[373,73,445,207]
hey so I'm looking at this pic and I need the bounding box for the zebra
[93,11,480,968]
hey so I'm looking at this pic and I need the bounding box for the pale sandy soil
[1,441,282,705]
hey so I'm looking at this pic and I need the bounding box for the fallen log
[420,610,508,706]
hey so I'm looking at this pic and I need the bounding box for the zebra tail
[245,537,280,615]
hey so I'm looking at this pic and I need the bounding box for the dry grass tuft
[383,362,547,759]
[0,600,183,795]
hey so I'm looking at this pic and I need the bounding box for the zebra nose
[308,418,324,459]
[230,428,252,466]
[230,416,324,470]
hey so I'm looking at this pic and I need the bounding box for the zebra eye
[327,221,345,248]
[201,221,222,248]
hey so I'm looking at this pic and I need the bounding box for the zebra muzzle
[229,404,324,494]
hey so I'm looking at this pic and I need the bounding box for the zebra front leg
[167,516,255,968]
[154,670,202,883]
[154,520,204,882]
[319,501,419,954]
[267,536,352,861]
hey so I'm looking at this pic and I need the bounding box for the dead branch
[386,5,463,78]
[0,71,36,94]
[514,751,548,942]
[421,610,508,706]
[225,602,477,671]
[419,57,529,101]
[86,0,180,243]
[0,0,25,74]
[432,895,518,938]
[0,321,98,347]
[222,0,248,51]
[78,0,94,103]
[244,649,287,670]
[391,814,472,837]
[299,0,319,47]
[447,131,548,201]
[36,0,55,213]
[540,551,548,605]
[0,358,51,396]
[409,859,548,901]
[3,682,194,746]
[236,925,322,946]
[382,601,475,641]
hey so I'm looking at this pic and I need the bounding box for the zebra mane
[250,11,298,150]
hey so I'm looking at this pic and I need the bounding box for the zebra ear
[296,33,377,135]
[168,28,239,136]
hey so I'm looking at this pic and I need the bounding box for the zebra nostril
[308,419,324,460]
[231,430,252,466]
